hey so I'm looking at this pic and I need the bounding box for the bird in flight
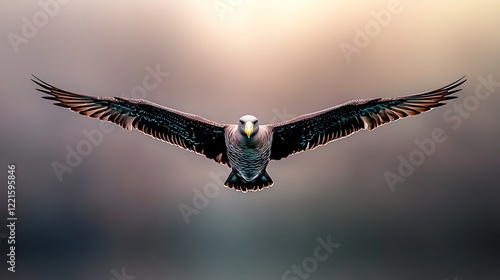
[33,76,466,192]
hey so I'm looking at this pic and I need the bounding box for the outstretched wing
[33,76,229,166]
[269,76,466,160]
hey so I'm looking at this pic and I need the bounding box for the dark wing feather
[33,76,229,166]
[269,76,466,160]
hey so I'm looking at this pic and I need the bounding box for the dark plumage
[33,75,466,192]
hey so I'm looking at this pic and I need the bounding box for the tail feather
[224,171,274,193]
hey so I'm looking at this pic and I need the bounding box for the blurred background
[1,1,499,279]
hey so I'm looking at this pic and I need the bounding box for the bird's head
[238,115,259,138]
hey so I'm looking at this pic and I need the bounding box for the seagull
[33,76,466,192]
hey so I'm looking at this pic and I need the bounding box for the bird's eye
[253,120,257,124]
[240,120,244,124]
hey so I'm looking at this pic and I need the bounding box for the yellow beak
[244,121,254,138]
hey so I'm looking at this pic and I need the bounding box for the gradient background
[1,1,499,279]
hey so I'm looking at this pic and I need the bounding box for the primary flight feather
[33,75,466,192]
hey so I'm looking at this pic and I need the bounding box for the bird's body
[33,76,466,192]
[224,122,273,190]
